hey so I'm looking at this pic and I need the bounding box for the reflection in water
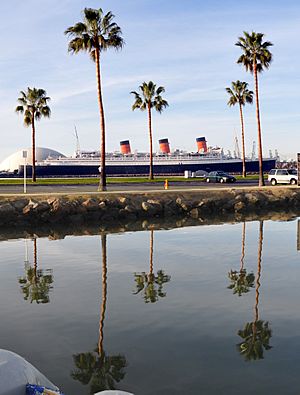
[228,222,255,296]
[72,234,127,394]
[237,221,272,361]
[18,238,53,304]
[133,229,171,303]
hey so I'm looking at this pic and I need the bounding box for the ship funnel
[196,137,207,153]
[159,138,170,154]
[120,140,131,154]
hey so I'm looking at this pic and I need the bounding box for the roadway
[0,179,263,195]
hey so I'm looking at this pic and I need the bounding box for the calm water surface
[1,218,300,394]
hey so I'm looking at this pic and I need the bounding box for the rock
[198,199,213,214]
[189,208,199,218]
[142,201,162,216]
[82,198,99,211]
[147,199,161,205]
[101,208,120,220]
[11,199,29,211]
[0,203,16,217]
[176,197,190,211]
[124,204,136,214]
[99,201,107,209]
[234,193,247,203]
[28,200,50,213]
[234,201,246,212]
[118,197,130,206]
[244,193,259,205]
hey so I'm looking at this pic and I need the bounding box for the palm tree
[131,82,168,180]
[228,222,255,296]
[15,88,51,182]
[226,81,253,177]
[133,229,171,303]
[237,221,272,360]
[19,238,53,304]
[65,8,124,191]
[228,269,255,296]
[236,31,273,186]
[72,234,127,393]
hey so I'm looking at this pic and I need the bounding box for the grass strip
[0,174,264,185]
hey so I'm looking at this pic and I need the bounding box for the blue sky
[0,0,299,160]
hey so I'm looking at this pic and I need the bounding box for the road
[0,179,261,195]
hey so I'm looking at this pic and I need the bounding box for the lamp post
[22,150,27,194]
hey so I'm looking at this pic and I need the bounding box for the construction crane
[251,141,256,160]
[269,149,273,159]
[73,125,80,157]
[234,136,241,159]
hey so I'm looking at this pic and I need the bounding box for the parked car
[206,171,236,183]
[194,170,208,178]
[268,169,298,185]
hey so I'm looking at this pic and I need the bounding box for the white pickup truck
[268,169,298,185]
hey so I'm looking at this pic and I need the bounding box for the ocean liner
[17,137,276,177]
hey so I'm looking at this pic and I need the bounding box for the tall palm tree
[237,221,272,360]
[226,81,253,178]
[131,82,168,180]
[15,88,51,182]
[19,238,53,304]
[72,234,127,393]
[65,8,124,191]
[228,222,255,296]
[236,31,273,186]
[133,229,171,303]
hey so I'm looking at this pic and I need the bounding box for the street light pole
[23,150,27,194]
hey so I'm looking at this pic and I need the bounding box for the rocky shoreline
[0,187,299,233]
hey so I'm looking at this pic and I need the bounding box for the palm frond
[131,82,168,114]
[236,31,273,74]
[226,80,253,107]
[16,87,51,126]
[66,7,124,58]
[15,105,24,114]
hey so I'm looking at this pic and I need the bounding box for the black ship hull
[18,159,276,177]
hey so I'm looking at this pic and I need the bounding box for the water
[1,218,300,394]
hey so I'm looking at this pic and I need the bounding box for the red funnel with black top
[196,137,207,153]
[120,140,131,154]
[159,138,170,154]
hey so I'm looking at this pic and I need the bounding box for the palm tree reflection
[72,234,127,393]
[228,222,255,296]
[19,238,53,304]
[133,229,171,303]
[237,221,272,361]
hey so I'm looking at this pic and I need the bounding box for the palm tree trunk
[148,229,154,282]
[95,48,106,191]
[98,234,107,357]
[240,222,246,272]
[31,116,36,182]
[254,221,263,323]
[147,103,154,180]
[149,230,154,275]
[33,237,37,283]
[253,63,265,186]
[239,104,247,178]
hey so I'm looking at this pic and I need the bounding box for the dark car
[206,171,236,183]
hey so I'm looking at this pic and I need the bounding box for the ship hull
[18,159,276,177]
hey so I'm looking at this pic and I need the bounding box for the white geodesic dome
[0,147,65,172]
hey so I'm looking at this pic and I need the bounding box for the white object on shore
[0,349,59,395]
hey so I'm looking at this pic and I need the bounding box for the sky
[0,0,299,160]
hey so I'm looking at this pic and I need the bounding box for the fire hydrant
[164,179,169,190]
